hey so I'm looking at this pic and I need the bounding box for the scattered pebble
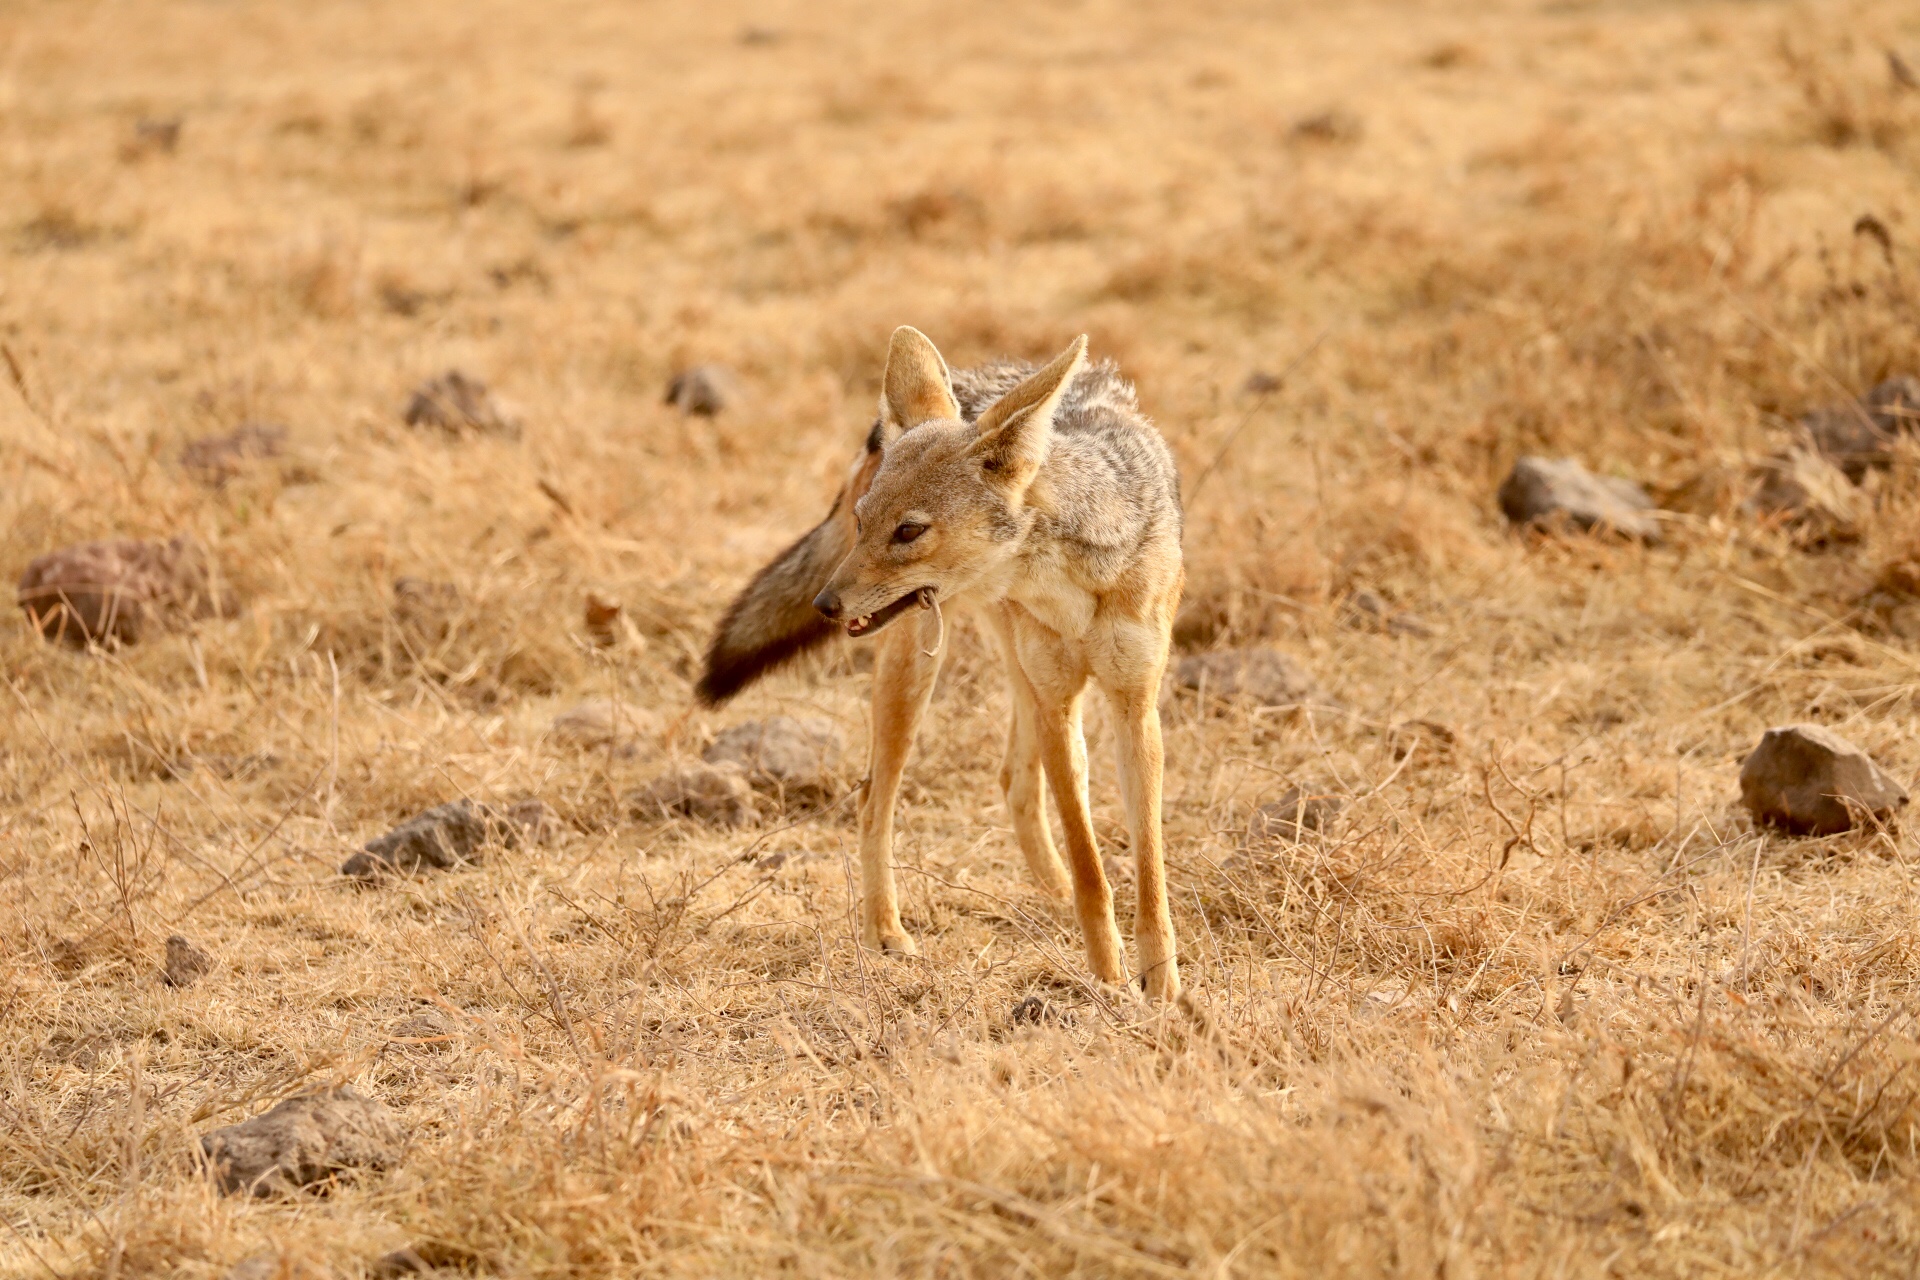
[221,1255,321,1280]
[402,369,521,438]
[584,592,624,646]
[1167,647,1337,711]
[388,1006,460,1048]
[1245,786,1342,846]
[664,364,739,416]
[1801,376,1920,480]
[393,577,461,643]
[17,535,230,648]
[627,761,756,827]
[550,699,651,757]
[1749,446,1862,545]
[703,716,845,801]
[1497,455,1662,542]
[341,799,543,880]
[369,1248,432,1278]
[1739,723,1908,836]
[181,423,287,487]
[199,1085,404,1197]
[1289,108,1363,144]
[1344,589,1433,638]
[1386,719,1457,762]
[163,934,214,988]
[1009,995,1071,1027]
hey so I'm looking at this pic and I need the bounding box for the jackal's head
[813,326,1086,638]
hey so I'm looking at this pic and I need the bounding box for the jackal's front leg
[856,608,944,954]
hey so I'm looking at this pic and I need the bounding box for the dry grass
[6,0,1920,1275]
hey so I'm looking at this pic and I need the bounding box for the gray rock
[220,1255,329,1280]
[388,1006,460,1047]
[341,799,530,879]
[1749,446,1862,544]
[703,716,845,801]
[1869,375,1920,434]
[1344,589,1433,638]
[163,934,213,987]
[402,369,521,438]
[504,798,559,846]
[665,364,739,416]
[181,423,287,487]
[200,1086,404,1197]
[1246,786,1343,846]
[369,1248,432,1278]
[628,761,756,827]
[1802,376,1920,480]
[1009,994,1072,1027]
[549,699,650,756]
[392,577,461,645]
[1168,648,1336,711]
[17,535,231,648]
[1739,723,1908,836]
[1497,456,1661,542]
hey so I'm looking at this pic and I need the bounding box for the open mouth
[845,587,932,638]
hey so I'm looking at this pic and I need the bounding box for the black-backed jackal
[698,328,1184,1000]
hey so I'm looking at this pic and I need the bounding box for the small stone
[1167,647,1336,711]
[1386,719,1457,761]
[133,117,182,152]
[1739,723,1908,836]
[1803,407,1892,482]
[181,423,287,487]
[549,700,650,756]
[627,761,756,827]
[1010,995,1071,1027]
[163,934,214,987]
[1497,456,1661,542]
[369,1248,431,1278]
[504,798,559,845]
[1242,370,1283,395]
[584,592,623,646]
[1246,786,1342,846]
[402,369,521,438]
[17,535,231,648]
[1802,378,1920,480]
[393,578,461,644]
[1749,446,1863,545]
[664,365,739,416]
[389,1006,459,1047]
[1868,375,1920,435]
[1344,589,1434,638]
[199,1085,404,1197]
[1289,108,1363,144]
[341,799,521,879]
[703,716,845,801]
[221,1255,324,1280]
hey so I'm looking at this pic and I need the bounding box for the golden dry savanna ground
[6,0,1920,1275]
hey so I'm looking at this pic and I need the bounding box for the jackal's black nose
[813,589,841,620]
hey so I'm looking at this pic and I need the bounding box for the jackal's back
[958,357,1182,587]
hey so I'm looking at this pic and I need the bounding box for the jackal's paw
[862,925,919,957]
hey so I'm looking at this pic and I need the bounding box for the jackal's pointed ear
[968,335,1086,489]
[878,326,960,445]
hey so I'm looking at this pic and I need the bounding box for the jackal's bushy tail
[694,494,855,707]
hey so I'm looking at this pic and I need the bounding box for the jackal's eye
[892,521,927,545]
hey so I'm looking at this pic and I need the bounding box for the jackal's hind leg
[1105,685,1179,1000]
[856,607,945,954]
[990,611,1071,900]
[1094,620,1180,1001]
